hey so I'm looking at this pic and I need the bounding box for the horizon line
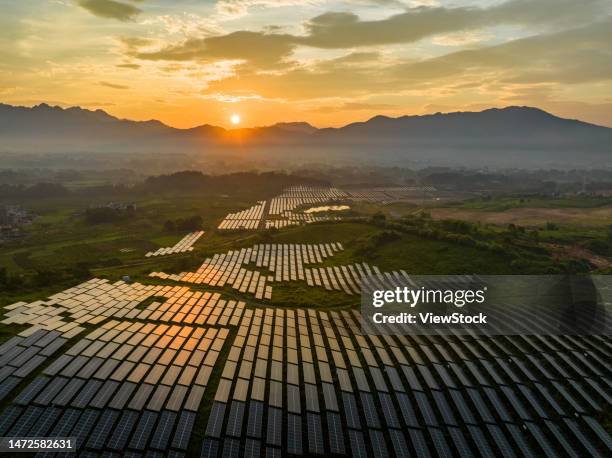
[1,101,606,131]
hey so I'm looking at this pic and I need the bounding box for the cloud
[134,31,296,68]
[298,0,609,48]
[393,19,612,85]
[100,81,129,89]
[116,63,140,69]
[313,101,399,113]
[77,0,142,22]
[130,0,610,69]
[198,18,612,103]
[431,31,493,47]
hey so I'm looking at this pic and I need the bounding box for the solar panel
[503,423,534,457]
[243,438,261,458]
[431,390,458,426]
[129,410,158,450]
[368,429,389,458]
[109,381,137,410]
[70,409,100,449]
[304,383,320,413]
[341,392,361,430]
[322,382,338,411]
[287,384,301,414]
[388,429,411,458]
[379,393,401,428]
[563,418,601,457]
[268,381,283,408]
[352,367,370,392]
[222,437,241,458]
[206,402,226,438]
[247,401,264,438]
[0,405,22,436]
[360,392,381,428]
[583,416,612,450]
[568,380,600,412]
[266,407,282,446]
[326,411,345,454]
[172,411,197,450]
[500,385,532,421]
[484,424,516,458]
[348,429,368,458]
[525,421,559,458]
[483,387,513,423]
[417,365,440,390]
[86,409,120,450]
[447,426,474,458]
[166,385,188,411]
[150,410,177,450]
[261,445,279,458]
[531,382,566,416]
[465,388,495,423]
[48,407,80,437]
[77,357,105,379]
[287,413,302,455]
[401,365,424,391]
[307,413,325,455]
[13,375,49,405]
[107,410,139,451]
[200,438,220,458]
[148,384,171,411]
[403,428,430,458]
[27,406,61,437]
[8,405,43,436]
[89,380,120,409]
[180,385,204,412]
[226,401,245,437]
[467,425,496,458]
[542,420,577,458]
[414,391,438,427]
[0,376,21,402]
[34,376,69,405]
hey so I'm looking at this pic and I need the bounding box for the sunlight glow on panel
[231,114,241,125]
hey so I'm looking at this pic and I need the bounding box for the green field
[2,187,611,317]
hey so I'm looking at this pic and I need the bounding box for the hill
[0,103,610,167]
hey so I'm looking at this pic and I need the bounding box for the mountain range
[1,103,610,167]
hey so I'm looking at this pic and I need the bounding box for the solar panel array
[268,186,348,215]
[216,185,440,232]
[0,319,230,455]
[217,201,266,230]
[0,265,610,456]
[145,231,204,257]
[265,214,340,229]
[150,243,344,300]
[1,278,166,337]
[199,305,611,457]
[148,241,425,299]
[342,186,437,202]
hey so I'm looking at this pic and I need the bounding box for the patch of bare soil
[545,243,612,269]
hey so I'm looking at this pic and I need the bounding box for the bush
[545,222,559,230]
[85,206,134,224]
[164,215,203,232]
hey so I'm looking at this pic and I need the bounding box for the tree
[164,220,176,232]
[371,212,386,224]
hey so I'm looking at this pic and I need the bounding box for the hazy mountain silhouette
[1,103,610,167]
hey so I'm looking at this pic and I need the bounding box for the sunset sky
[1,0,611,128]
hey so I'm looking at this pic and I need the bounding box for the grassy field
[428,206,612,227]
[2,189,611,316]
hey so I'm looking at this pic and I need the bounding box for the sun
[230,114,241,125]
